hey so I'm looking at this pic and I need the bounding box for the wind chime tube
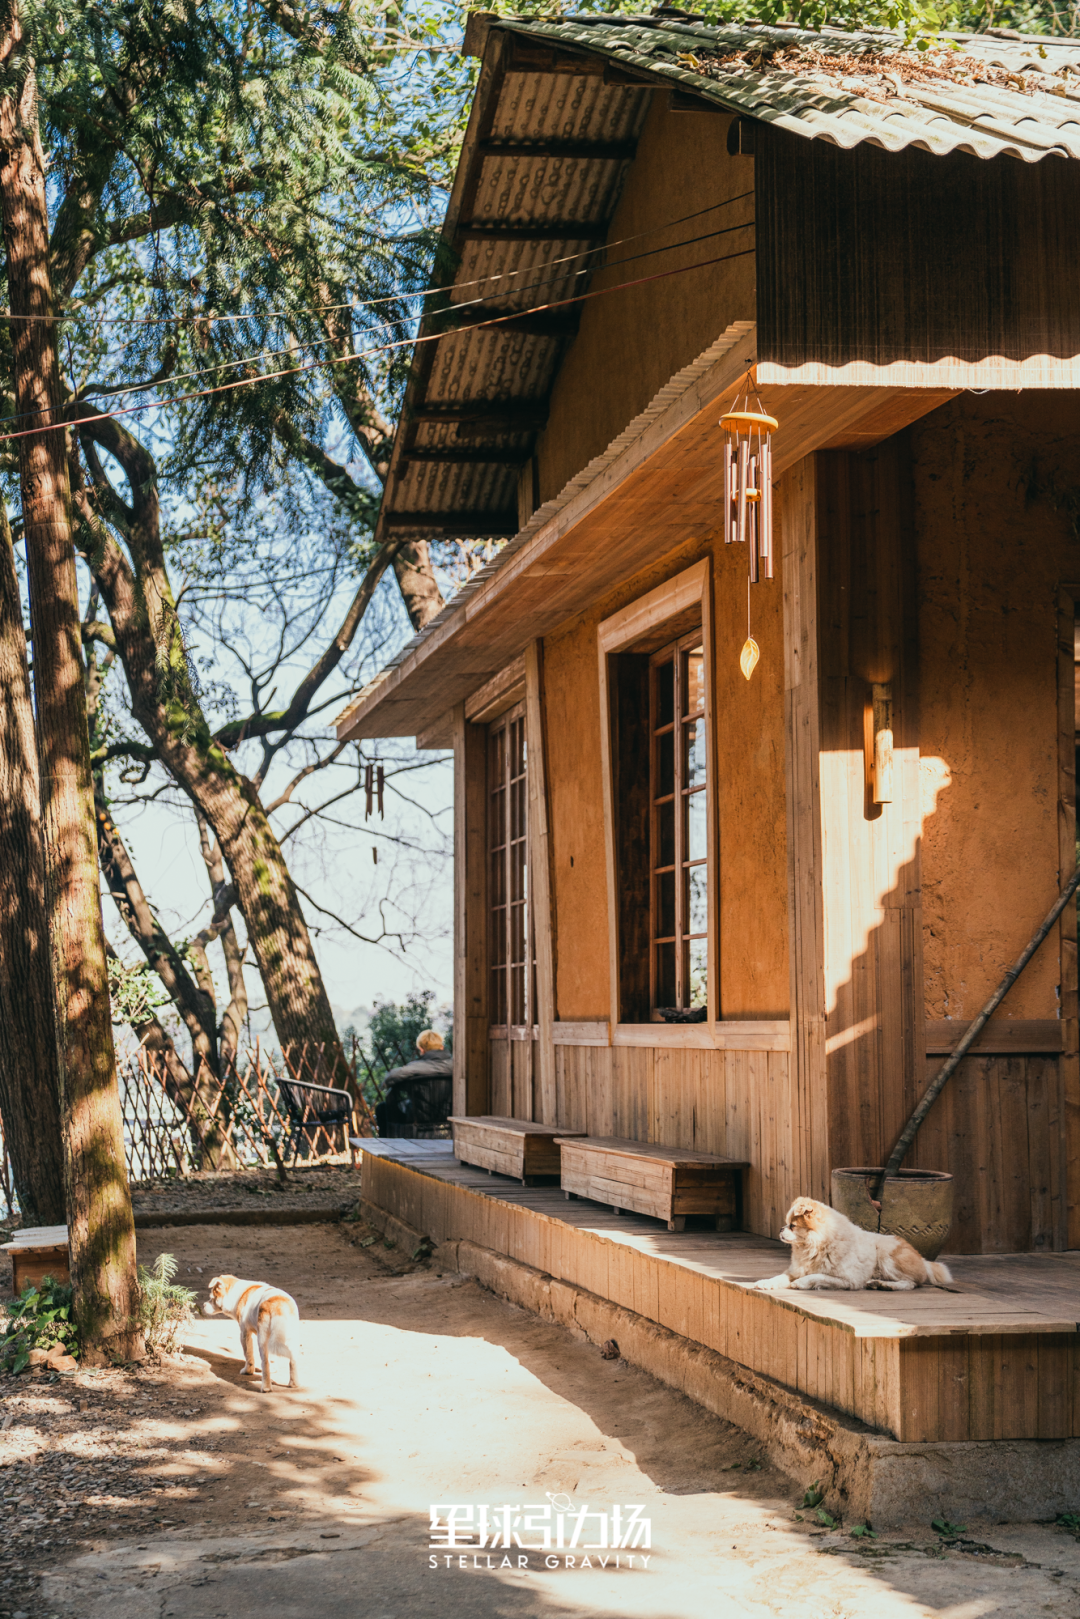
[736,435,749,546]
[723,437,735,542]
[759,434,773,580]
[748,451,759,584]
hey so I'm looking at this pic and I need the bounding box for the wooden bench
[555,1137,748,1231]
[449,1117,585,1185]
[1,1226,70,1293]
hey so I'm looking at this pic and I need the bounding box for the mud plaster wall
[914,390,1080,1020]
[533,100,755,507]
[544,533,788,1021]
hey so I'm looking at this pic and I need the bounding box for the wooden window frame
[486,700,537,1043]
[599,559,719,1035]
[648,630,709,1014]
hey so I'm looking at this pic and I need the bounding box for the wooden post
[782,443,925,1203]
[525,641,557,1124]
[1057,586,1079,1249]
[781,454,829,1202]
[453,704,490,1117]
[0,7,142,1359]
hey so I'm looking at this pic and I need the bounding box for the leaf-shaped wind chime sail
[721,375,778,679]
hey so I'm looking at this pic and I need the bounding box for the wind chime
[720,375,778,680]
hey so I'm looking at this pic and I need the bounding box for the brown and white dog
[203,1275,302,1392]
[753,1198,953,1292]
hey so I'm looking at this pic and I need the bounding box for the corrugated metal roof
[378,54,654,545]
[508,16,1080,164]
[377,14,1080,549]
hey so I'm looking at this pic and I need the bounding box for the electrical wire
[0,190,754,329]
[0,214,755,429]
[0,241,757,447]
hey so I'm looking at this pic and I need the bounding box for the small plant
[931,1516,967,1539]
[816,1507,841,1529]
[850,1524,877,1539]
[0,1277,78,1373]
[802,1481,825,1509]
[1056,1512,1080,1531]
[137,1253,195,1354]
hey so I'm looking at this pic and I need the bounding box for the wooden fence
[0,1036,416,1218]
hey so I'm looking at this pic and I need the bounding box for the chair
[277,1078,357,1166]
[374,1057,453,1139]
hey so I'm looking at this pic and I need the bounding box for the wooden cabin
[340,13,1080,1266]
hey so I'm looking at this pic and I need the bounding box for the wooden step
[555,1135,749,1231]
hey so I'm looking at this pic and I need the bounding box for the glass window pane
[686,788,707,863]
[490,850,506,909]
[657,799,675,869]
[655,657,674,728]
[684,718,706,788]
[687,863,708,935]
[684,646,705,716]
[510,717,525,778]
[688,939,708,1010]
[490,785,505,849]
[510,963,525,1026]
[491,906,507,968]
[510,777,525,842]
[510,899,526,965]
[657,870,675,938]
[657,730,675,798]
[510,840,525,904]
[655,941,676,1007]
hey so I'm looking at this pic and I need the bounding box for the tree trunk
[0,6,142,1358]
[78,417,351,1086]
[0,495,66,1225]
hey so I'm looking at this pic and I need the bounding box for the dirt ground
[0,1219,1078,1619]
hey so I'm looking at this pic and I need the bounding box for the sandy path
[14,1220,1079,1619]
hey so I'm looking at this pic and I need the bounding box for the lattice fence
[0,1035,415,1218]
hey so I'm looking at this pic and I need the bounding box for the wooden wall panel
[757,128,1080,372]
[551,1042,798,1237]
[490,1040,511,1118]
[913,1052,1063,1253]
[814,443,926,1178]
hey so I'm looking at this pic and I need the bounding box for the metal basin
[831,1167,954,1260]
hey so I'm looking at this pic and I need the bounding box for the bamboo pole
[875,864,1080,1199]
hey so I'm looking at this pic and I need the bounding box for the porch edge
[360,1193,1080,1529]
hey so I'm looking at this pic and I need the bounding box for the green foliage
[801,1480,825,1508]
[137,1252,196,1354]
[689,0,1074,39]
[850,1523,878,1538]
[932,1516,968,1537]
[107,954,172,1027]
[816,1507,841,1528]
[1056,1512,1080,1530]
[0,1278,79,1374]
[368,989,453,1059]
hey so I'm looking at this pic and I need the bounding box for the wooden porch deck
[359,1141,1080,1445]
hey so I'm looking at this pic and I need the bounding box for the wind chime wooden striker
[720,374,778,582]
[721,373,778,680]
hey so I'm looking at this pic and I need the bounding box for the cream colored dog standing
[203,1275,302,1391]
[754,1197,953,1292]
